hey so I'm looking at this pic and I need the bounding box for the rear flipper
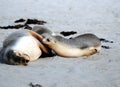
[82,46,101,56]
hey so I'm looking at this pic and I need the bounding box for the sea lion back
[3,29,29,48]
[72,33,101,48]
[32,26,55,36]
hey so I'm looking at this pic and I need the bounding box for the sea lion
[0,29,50,65]
[32,26,56,57]
[42,33,101,58]
[32,26,56,36]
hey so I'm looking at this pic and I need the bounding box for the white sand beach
[0,0,120,87]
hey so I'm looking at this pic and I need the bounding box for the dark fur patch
[6,50,29,66]
[40,50,56,58]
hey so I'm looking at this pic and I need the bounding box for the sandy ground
[0,0,120,87]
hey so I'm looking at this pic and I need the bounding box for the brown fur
[28,30,50,54]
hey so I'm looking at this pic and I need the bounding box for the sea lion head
[42,33,57,46]
[42,33,64,44]
[4,49,30,66]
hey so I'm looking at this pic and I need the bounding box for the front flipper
[28,30,52,56]
[28,30,43,42]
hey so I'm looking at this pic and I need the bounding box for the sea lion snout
[42,37,56,45]
[42,34,56,43]
[5,50,30,66]
[42,38,50,44]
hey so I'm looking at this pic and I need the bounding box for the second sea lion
[42,33,101,58]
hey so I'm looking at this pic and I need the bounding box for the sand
[0,0,120,87]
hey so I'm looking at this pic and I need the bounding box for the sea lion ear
[28,30,43,42]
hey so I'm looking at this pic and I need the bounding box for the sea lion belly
[11,36,42,61]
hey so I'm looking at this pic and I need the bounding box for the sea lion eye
[46,38,50,42]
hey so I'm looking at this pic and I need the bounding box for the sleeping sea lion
[0,29,50,65]
[42,33,101,58]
